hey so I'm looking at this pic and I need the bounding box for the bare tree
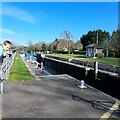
[60,31,74,54]
[28,41,34,52]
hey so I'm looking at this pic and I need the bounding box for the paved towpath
[2,74,120,118]
[1,55,120,119]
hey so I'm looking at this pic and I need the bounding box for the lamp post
[106,42,108,58]
[106,37,110,59]
[94,30,98,58]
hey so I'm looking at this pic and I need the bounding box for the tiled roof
[86,43,103,48]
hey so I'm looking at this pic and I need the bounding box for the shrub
[97,53,104,58]
[108,51,116,57]
[56,51,68,54]
[116,52,120,58]
[55,50,86,55]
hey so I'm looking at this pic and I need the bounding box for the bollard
[113,66,116,75]
[78,80,87,89]
[94,61,98,79]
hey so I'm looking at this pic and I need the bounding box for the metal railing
[0,52,16,94]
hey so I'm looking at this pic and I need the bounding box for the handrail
[1,53,15,80]
[0,52,16,94]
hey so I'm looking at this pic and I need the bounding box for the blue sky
[0,2,118,46]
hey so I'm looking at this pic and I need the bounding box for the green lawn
[8,54,35,81]
[48,53,120,66]
[78,57,120,66]
[48,53,85,59]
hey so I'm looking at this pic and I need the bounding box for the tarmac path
[1,56,120,119]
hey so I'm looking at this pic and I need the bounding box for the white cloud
[1,4,35,23]
[0,28,24,36]
[0,28,30,45]
[0,28,25,44]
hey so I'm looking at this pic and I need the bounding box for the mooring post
[94,61,98,79]
[78,80,87,89]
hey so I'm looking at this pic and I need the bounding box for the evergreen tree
[80,29,110,50]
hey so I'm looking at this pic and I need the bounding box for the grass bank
[8,54,35,81]
[48,53,85,59]
[48,53,120,66]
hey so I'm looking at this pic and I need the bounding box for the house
[86,43,103,58]
[56,39,68,51]
[73,41,83,51]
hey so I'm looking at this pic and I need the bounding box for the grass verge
[48,53,120,66]
[8,54,35,81]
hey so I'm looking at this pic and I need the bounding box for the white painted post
[41,62,43,70]
[94,61,98,79]
[113,66,116,75]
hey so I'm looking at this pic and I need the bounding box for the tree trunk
[68,49,70,54]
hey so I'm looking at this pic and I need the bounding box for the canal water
[24,53,120,99]
[25,53,55,75]
[44,57,120,100]
[25,52,37,61]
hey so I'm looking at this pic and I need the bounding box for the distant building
[57,39,69,51]
[86,43,103,58]
[73,41,83,51]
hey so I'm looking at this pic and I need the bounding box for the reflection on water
[25,52,57,76]
[25,52,54,75]
[25,52,37,61]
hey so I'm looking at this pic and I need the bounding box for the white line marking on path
[100,100,120,119]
